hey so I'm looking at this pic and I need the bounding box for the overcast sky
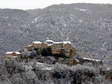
[0,0,112,10]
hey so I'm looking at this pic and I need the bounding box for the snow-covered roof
[63,41,71,44]
[53,42,63,44]
[32,41,42,44]
[5,51,21,55]
[15,52,21,54]
[49,41,71,45]
[45,40,54,43]
[5,52,13,54]
[83,57,101,62]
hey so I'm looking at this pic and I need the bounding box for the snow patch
[76,8,88,12]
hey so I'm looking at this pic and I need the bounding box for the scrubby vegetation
[0,52,112,84]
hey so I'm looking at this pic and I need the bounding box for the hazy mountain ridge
[0,9,33,54]
[0,3,112,61]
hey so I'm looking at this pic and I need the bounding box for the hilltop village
[4,40,104,65]
[0,40,111,84]
[4,40,78,65]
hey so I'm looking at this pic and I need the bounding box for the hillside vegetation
[0,3,112,84]
[0,4,112,62]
